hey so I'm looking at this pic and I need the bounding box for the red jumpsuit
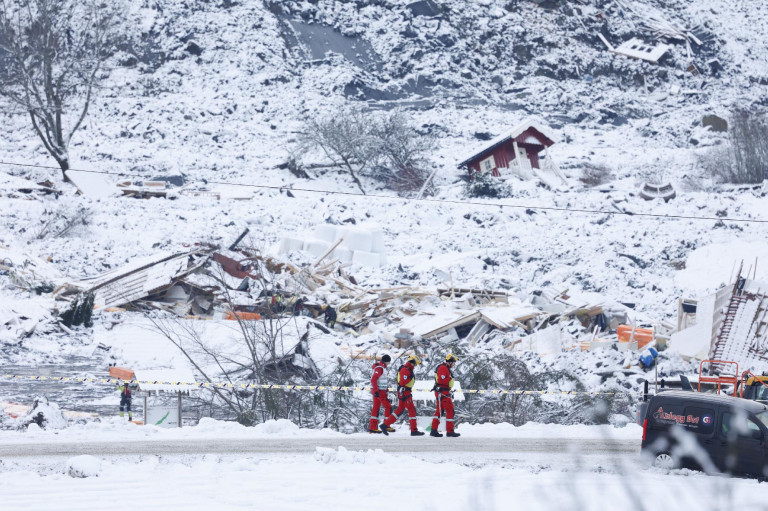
[369,361,395,431]
[431,362,455,434]
[383,362,418,432]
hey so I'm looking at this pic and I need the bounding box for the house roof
[458,117,557,168]
[77,248,210,308]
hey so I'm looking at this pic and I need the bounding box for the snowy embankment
[0,417,642,445]
[0,420,765,511]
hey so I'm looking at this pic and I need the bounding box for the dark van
[641,391,768,478]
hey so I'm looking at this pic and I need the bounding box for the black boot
[446,432,461,438]
[430,430,443,437]
[411,430,425,436]
[379,423,389,436]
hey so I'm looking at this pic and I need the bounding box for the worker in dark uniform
[118,381,133,421]
[324,305,337,328]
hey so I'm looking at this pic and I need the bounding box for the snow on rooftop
[458,116,557,166]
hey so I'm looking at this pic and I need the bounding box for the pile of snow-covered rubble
[1,225,678,363]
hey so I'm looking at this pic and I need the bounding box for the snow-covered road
[0,436,639,457]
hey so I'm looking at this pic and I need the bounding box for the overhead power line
[1,159,766,224]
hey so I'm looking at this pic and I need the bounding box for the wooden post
[143,395,147,426]
[629,321,638,351]
[417,166,440,200]
[313,238,344,268]
[178,391,182,428]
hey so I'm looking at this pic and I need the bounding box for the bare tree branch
[0,0,123,180]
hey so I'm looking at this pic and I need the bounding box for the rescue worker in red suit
[382,355,425,436]
[369,354,396,434]
[430,353,460,437]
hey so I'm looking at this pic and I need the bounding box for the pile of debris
[2,227,677,360]
[64,169,253,201]
[0,171,60,199]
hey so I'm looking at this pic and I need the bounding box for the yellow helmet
[408,355,421,366]
[445,353,458,363]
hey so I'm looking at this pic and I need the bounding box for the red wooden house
[459,118,566,186]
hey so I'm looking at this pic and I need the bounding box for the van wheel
[653,452,675,470]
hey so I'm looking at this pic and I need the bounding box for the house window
[480,155,495,173]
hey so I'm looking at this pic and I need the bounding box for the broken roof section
[669,264,768,373]
[78,249,211,308]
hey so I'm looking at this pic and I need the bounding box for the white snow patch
[66,455,102,478]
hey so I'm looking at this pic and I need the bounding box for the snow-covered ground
[0,420,765,511]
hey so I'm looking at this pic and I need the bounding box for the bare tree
[367,110,437,194]
[300,107,437,195]
[371,111,435,171]
[0,0,121,180]
[147,255,309,425]
[729,108,768,184]
[697,109,768,185]
[301,106,375,194]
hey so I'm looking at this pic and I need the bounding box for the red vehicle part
[698,360,739,395]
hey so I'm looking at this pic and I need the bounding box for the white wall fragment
[352,250,381,267]
[612,38,670,64]
[279,225,388,267]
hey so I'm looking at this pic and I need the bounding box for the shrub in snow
[20,396,68,430]
[579,163,614,187]
[465,172,513,198]
[59,292,95,328]
[609,413,631,427]
[299,107,436,195]
[67,455,101,478]
[34,206,92,240]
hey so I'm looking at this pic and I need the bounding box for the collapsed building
[1,224,677,370]
[672,263,768,376]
